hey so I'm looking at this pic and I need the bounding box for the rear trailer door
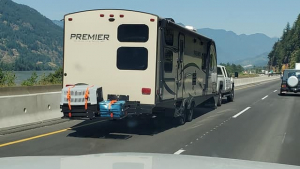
[63,10,158,105]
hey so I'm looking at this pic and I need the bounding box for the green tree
[21,72,38,86]
[268,14,300,71]
[0,69,16,86]
[38,67,63,85]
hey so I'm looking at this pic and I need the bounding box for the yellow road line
[0,120,106,148]
[0,128,70,147]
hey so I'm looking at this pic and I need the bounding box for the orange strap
[109,100,117,118]
[66,86,75,110]
[109,100,117,110]
[84,85,94,110]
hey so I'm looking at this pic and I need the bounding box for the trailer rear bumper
[61,103,155,120]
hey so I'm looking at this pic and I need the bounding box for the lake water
[13,71,55,85]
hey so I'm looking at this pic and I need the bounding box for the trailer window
[164,49,173,72]
[210,45,217,71]
[118,24,149,42]
[117,47,148,70]
[165,28,174,46]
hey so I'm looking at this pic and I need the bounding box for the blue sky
[12,0,300,38]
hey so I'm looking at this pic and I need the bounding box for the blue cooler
[99,100,126,118]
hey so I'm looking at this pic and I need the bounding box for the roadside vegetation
[0,69,16,86]
[268,14,300,71]
[0,67,62,87]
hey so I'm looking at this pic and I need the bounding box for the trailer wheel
[186,103,194,122]
[217,92,222,106]
[227,88,234,102]
[175,109,186,125]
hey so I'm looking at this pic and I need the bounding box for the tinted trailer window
[117,47,148,70]
[118,24,149,42]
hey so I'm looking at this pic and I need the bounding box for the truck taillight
[120,14,124,18]
[68,18,73,21]
[142,88,151,95]
[282,84,286,88]
[150,18,155,22]
[66,84,74,87]
[100,14,104,17]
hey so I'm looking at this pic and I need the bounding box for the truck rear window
[217,67,222,75]
[117,47,148,70]
[118,24,149,42]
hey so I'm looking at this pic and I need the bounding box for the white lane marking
[190,142,193,144]
[190,124,202,129]
[174,149,185,155]
[196,138,199,141]
[185,145,188,147]
[261,95,268,100]
[233,107,251,118]
[282,132,286,144]
[274,90,277,92]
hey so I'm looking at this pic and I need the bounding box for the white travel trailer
[61,9,218,125]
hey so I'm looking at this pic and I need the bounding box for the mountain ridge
[0,0,63,70]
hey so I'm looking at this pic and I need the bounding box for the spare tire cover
[287,76,298,87]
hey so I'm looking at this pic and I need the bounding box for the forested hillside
[0,0,63,70]
[268,14,300,71]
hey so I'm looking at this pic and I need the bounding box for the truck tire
[227,88,234,102]
[186,103,194,122]
[217,92,222,106]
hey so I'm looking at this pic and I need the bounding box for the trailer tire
[217,92,222,106]
[175,109,186,126]
[186,103,194,122]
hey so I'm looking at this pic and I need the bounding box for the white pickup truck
[216,65,235,106]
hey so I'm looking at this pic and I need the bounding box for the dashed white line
[261,95,268,100]
[185,145,188,147]
[274,90,277,92]
[233,107,251,118]
[190,142,193,144]
[174,149,185,155]
[196,138,199,141]
[282,132,286,144]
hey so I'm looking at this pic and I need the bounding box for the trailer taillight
[68,18,73,21]
[142,88,151,95]
[150,18,155,22]
[100,14,104,17]
[110,14,114,17]
[120,14,124,18]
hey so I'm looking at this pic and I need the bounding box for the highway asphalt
[0,78,299,166]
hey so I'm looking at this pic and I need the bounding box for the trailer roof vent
[165,18,175,23]
[185,26,197,32]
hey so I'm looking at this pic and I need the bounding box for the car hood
[0,153,299,169]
